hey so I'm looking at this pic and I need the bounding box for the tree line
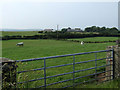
[84,26,119,34]
[1,26,120,40]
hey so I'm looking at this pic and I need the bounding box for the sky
[0,0,119,30]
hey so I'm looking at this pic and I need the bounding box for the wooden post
[1,58,17,89]
[106,45,120,80]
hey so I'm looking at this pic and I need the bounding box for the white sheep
[81,41,84,45]
[16,42,24,47]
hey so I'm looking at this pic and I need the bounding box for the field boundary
[1,34,120,40]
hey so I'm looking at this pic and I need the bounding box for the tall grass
[76,78,120,88]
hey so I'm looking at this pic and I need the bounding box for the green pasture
[2,39,118,88]
[2,39,115,60]
[1,31,43,37]
[68,37,118,42]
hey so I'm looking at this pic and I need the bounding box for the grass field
[2,39,116,60]
[68,37,118,42]
[1,31,43,37]
[2,38,119,88]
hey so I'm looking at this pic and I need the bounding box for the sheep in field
[81,41,84,45]
[16,42,24,47]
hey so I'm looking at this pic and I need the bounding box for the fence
[2,48,117,88]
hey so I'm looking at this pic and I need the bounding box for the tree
[100,27,106,31]
[84,27,92,32]
[68,27,71,30]
[61,28,68,33]
[110,27,118,32]
[38,31,43,33]
[91,26,97,32]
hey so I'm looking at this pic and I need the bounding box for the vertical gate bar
[44,58,46,88]
[112,49,115,80]
[95,53,97,81]
[73,55,75,87]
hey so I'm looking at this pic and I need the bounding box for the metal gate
[16,49,114,88]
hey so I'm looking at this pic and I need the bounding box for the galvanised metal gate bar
[16,49,114,88]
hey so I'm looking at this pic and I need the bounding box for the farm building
[44,29,53,32]
[65,27,83,32]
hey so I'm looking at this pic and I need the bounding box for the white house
[44,29,53,32]
[66,27,83,32]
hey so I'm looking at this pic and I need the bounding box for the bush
[38,31,43,33]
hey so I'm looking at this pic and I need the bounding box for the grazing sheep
[16,42,24,47]
[81,41,84,45]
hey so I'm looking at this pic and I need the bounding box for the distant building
[66,27,82,32]
[75,28,81,30]
[44,29,53,32]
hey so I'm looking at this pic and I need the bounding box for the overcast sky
[0,0,119,30]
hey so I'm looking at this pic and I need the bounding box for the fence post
[94,54,97,81]
[112,49,115,80]
[73,55,75,87]
[1,57,17,89]
[44,58,46,88]
[113,45,120,78]
[106,45,120,80]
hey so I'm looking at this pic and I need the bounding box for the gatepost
[1,57,17,89]
[106,45,120,80]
